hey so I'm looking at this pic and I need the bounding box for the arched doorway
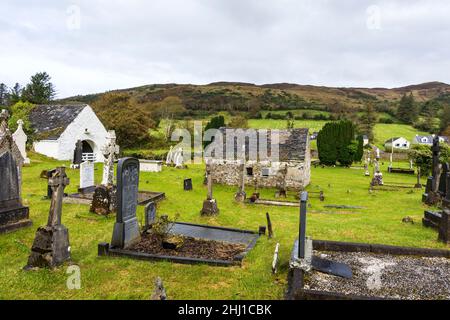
[81,140,96,162]
[82,140,93,154]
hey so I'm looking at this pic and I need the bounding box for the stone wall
[209,158,311,190]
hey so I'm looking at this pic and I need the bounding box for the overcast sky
[0,0,449,98]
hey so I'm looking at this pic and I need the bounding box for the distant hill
[58,81,450,116]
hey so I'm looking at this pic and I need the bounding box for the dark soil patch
[128,233,247,261]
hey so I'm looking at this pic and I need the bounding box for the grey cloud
[0,0,449,97]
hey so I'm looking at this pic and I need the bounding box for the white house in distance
[30,104,109,163]
[413,135,449,146]
[384,137,410,151]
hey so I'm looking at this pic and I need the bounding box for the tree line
[0,72,56,108]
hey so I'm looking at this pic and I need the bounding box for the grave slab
[99,222,260,266]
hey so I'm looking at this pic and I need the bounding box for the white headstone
[80,161,95,189]
[166,146,174,165]
[174,148,184,168]
[12,119,30,165]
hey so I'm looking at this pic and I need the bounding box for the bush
[92,93,156,149]
[317,120,359,166]
[8,101,36,144]
[379,117,394,124]
[409,144,450,176]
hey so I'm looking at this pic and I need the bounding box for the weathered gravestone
[425,136,443,205]
[166,146,174,166]
[0,110,32,233]
[40,169,57,199]
[235,163,247,202]
[25,167,70,269]
[79,161,95,193]
[71,140,83,169]
[111,158,141,248]
[90,185,113,215]
[144,201,157,230]
[201,164,219,216]
[184,178,193,191]
[12,119,30,165]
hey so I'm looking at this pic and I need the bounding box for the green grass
[0,152,447,300]
[373,124,429,149]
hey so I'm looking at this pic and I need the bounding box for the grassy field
[373,124,429,150]
[0,152,447,300]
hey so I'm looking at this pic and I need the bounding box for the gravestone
[371,171,384,187]
[79,161,95,193]
[111,158,141,249]
[25,167,70,269]
[235,150,247,202]
[90,185,112,215]
[184,178,193,191]
[144,201,157,229]
[166,146,174,166]
[101,130,120,186]
[40,169,57,199]
[439,163,449,196]
[174,148,185,168]
[71,140,83,169]
[426,136,442,205]
[201,165,219,216]
[0,110,32,233]
[12,119,30,165]
[293,191,352,279]
[415,167,423,189]
[266,212,273,238]
[438,172,450,244]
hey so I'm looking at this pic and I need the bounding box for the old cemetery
[0,130,449,299]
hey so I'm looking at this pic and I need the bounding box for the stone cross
[206,165,213,200]
[47,167,70,227]
[240,145,246,193]
[415,167,422,188]
[431,136,442,193]
[101,130,120,186]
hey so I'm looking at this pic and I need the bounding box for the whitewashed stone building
[30,104,109,162]
[206,128,311,189]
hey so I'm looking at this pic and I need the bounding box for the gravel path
[305,251,450,300]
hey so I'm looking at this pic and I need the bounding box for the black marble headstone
[184,179,193,191]
[111,158,141,249]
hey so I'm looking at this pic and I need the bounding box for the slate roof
[414,135,449,144]
[210,128,310,162]
[29,104,87,140]
[384,137,403,144]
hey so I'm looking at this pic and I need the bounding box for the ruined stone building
[205,128,311,190]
